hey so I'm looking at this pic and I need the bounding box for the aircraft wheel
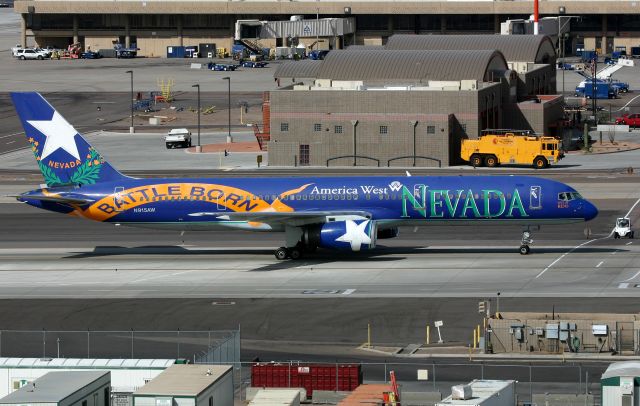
[519,245,530,255]
[274,247,289,260]
[289,248,302,260]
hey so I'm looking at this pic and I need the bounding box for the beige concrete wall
[584,37,597,51]
[84,36,118,51]
[16,1,640,15]
[267,86,507,167]
[489,317,639,354]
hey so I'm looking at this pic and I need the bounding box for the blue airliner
[11,92,598,259]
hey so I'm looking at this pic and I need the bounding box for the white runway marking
[0,132,23,139]
[538,197,640,279]
[618,283,629,289]
[622,270,640,282]
[536,239,596,278]
[627,242,633,245]
[596,261,604,268]
[5,141,15,145]
[342,289,356,295]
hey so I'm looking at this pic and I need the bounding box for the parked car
[615,113,640,127]
[165,128,192,149]
[15,48,49,60]
[80,50,103,59]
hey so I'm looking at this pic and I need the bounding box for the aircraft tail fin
[11,92,129,187]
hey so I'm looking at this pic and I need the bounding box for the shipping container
[185,46,198,58]
[199,43,217,58]
[251,364,362,398]
[167,46,186,58]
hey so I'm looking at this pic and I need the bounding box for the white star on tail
[27,111,81,161]
[336,220,372,251]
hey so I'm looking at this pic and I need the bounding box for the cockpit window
[558,192,582,201]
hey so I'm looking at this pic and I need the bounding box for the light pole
[222,77,232,143]
[126,70,134,133]
[192,84,201,152]
[410,120,418,167]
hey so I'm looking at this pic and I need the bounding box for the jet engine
[302,220,377,251]
[377,227,399,239]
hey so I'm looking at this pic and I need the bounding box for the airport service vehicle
[165,128,192,149]
[240,61,268,68]
[10,92,598,258]
[613,217,634,239]
[460,130,563,169]
[11,44,23,56]
[80,50,102,59]
[575,81,618,99]
[615,114,640,127]
[15,48,49,60]
[208,63,238,71]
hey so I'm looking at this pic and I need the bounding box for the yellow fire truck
[460,130,563,169]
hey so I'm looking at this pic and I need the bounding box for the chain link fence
[0,329,240,364]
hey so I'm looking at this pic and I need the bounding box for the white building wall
[195,370,233,406]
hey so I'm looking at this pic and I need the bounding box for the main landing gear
[520,229,533,255]
[274,246,302,260]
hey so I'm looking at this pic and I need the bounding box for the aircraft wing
[188,210,372,225]
[11,194,94,205]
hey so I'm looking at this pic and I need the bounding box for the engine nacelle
[305,220,377,251]
[377,227,399,239]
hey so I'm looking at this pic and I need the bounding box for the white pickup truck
[165,128,192,149]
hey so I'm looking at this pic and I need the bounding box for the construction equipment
[460,130,563,169]
[156,79,175,103]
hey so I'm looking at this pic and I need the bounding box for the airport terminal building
[12,0,640,57]
[267,35,563,167]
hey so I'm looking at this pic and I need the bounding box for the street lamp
[192,84,201,151]
[125,70,134,133]
[222,77,232,143]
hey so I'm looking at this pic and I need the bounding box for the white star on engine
[27,111,81,161]
[336,220,372,251]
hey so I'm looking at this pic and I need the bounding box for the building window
[299,144,310,166]
[313,123,322,132]
[426,126,436,134]
[379,126,388,135]
[280,122,289,132]
[334,125,343,134]
[209,397,213,406]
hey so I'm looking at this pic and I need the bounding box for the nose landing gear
[520,230,533,255]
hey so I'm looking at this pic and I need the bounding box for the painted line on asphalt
[616,94,640,111]
[342,289,356,295]
[622,270,640,282]
[618,283,629,289]
[596,261,604,268]
[535,239,597,279]
[0,132,23,139]
[627,241,634,245]
[538,197,640,279]
[5,141,15,145]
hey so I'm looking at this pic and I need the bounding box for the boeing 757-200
[11,92,598,259]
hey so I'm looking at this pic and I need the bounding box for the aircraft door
[529,186,541,209]
[113,186,125,212]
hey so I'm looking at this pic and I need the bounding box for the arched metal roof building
[275,49,508,83]
[384,34,556,64]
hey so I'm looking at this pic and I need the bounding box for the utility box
[436,380,515,406]
[601,362,640,406]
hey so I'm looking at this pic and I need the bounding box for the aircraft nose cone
[584,200,599,221]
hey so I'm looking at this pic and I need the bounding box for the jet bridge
[235,17,355,47]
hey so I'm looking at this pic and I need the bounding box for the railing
[326,155,381,167]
